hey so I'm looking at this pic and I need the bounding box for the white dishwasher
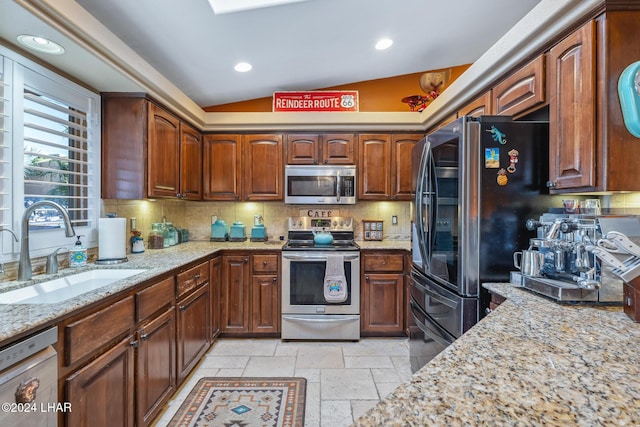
[0,327,58,427]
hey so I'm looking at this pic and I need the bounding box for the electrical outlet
[392,215,398,225]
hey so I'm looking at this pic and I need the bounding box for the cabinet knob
[194,273,201,280]
[314,160,318,165]
[485,307,492,315]
[323,160,328,164]
[263,261,267,266]
[546,180,557,189]
[130,340,139,348]
[365,275,369,280]
[140,333,149,341]
[272,277,277,282]
[244,258,249,263]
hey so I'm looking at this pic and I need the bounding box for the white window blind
[0,46,100,259]
[23,89,90,229]
[0,56,10,231]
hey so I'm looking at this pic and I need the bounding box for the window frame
[1,45,100,260]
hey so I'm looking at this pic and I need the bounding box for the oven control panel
[288,216,353,231]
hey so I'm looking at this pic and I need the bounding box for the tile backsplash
[102,199,413,245]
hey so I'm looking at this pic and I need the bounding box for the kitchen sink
[0,269,147,304]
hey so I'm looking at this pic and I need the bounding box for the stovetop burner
[283,216,359,251]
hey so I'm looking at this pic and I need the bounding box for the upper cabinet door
[202,134,242,201]
[457,91,492,118]
[148,103,181,198]
[321,134,355,164]
[285,134,319,164]
[243,134,283,201]
[179,122,202,200]
[391,134,421,200]
[492,55,546,118]
[548,20,596,190]
[358,134,391,200]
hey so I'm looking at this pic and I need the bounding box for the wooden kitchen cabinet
[203,134,242,200]
[547,10,640,192]
[361,251,405,336]
[65,336,135,427]
[176,262,211,384]
[221,252,280,336]
[179,122,203,200]
[101,94,202,200]
[203,133,283,201]
[243,134,283,200]
[492,55,546,118]
[457,91,492,118]
[547,20,596,191]
[136,307,176,427]
[134,276,176,427]
[358,134,391,199]
[148,102,181,198]
[221,253,251,333]
[286,133,355,164]
[391,134,422,200]
[251,254,280,334]
[358,133,421,200]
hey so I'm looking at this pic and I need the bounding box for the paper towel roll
[98,217,127,260]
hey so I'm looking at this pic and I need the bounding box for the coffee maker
[512,213,637,304]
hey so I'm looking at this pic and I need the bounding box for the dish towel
[324,255,348,303]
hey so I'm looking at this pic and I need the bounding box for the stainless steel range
[281,216,360,340]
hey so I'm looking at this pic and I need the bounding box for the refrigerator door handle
[410,299,455,347]
[411,270,458,309]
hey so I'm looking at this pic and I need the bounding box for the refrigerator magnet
[497,168,508,186]
[485,148,500,168]
[507,149,519,173]
[486,126,507,144]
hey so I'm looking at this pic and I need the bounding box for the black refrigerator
[409,116,559,371]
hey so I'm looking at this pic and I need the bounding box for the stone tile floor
[152,337,413,427]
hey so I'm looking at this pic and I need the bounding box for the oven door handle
[282,315,360,323]
[336,170,341,202]
[282,254,360,261]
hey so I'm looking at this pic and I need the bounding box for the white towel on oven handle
[324,254,347,303]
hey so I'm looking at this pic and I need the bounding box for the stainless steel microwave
[285,165,356,204]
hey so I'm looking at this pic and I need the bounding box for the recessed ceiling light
[234,62,253,72]
[375,38,393,50]
[17,34,65,55]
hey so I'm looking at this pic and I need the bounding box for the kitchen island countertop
[353,283,640,426]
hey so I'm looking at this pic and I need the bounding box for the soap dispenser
[69,235,87,268]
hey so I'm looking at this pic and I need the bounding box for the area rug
[168,377,306,427]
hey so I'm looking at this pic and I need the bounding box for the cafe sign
[273,91,358,112]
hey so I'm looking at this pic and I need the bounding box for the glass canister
[149,223,165,249]
[165,222,177,246]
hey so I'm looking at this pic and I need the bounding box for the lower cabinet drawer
[136,276,175,322]
[252,254,279,273]
[363,253,404,273]
[176,261,209,299]
[64,296,135,366]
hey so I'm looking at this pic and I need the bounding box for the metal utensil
[603,231,640,257]
[585,245,626,270]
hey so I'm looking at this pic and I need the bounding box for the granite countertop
[0,240,410,346]
[0,240,284,345]
[353,283,640,426]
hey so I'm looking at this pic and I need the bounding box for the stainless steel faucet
[46,248,66,275]
[18,201,76,281]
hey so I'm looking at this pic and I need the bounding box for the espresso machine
[512,213,640,304]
